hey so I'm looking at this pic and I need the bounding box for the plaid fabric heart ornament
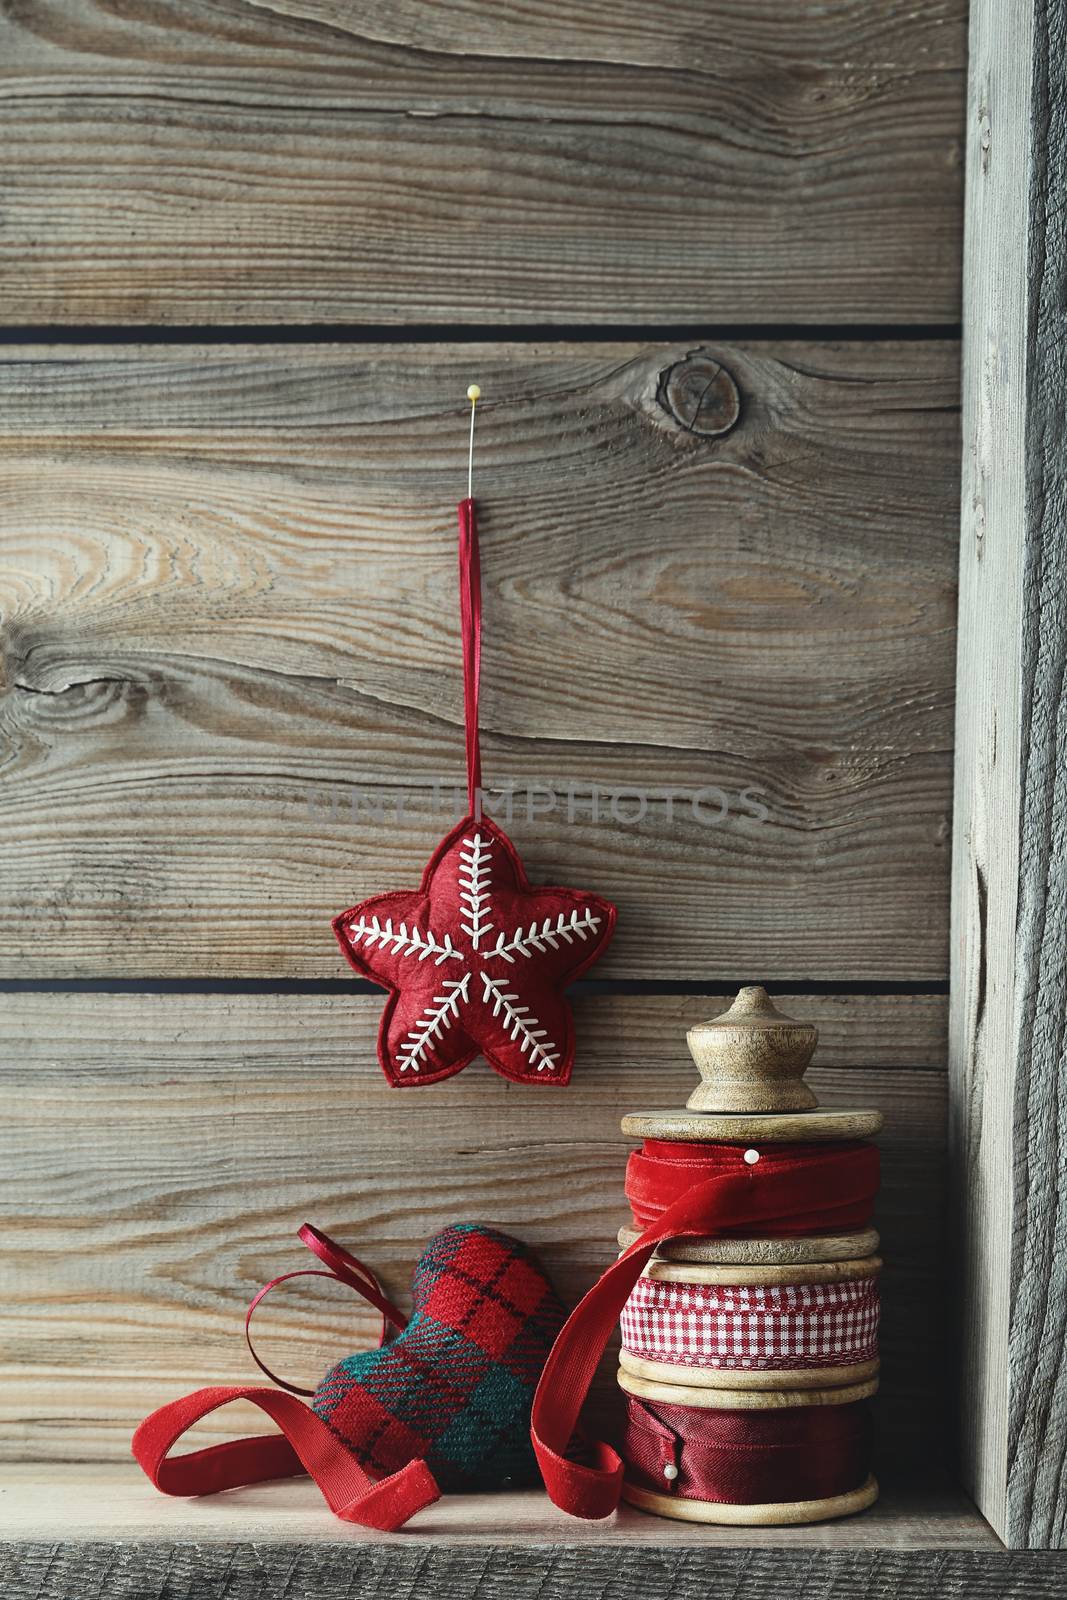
[133,1221,566,1530]
[314,1223,566,1490]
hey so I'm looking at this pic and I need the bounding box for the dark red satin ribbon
[244,1222,409,1395]
[132,1225,440,1532]
[621,1395,873,1505]
[530,1140,879,1520]
[626,1140,879,1234]
[458,497,482,815]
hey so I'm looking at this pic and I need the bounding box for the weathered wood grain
[950,0,1067,1551]
[0,2,965,324]
[24,1542,1067,1600]
[0,342,959,979]
[0,991,946,1471]
[24,1545,1067,1600]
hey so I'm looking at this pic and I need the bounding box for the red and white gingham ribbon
[620,1273,880,1373]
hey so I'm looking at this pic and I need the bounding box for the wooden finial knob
[685,986,818,1113]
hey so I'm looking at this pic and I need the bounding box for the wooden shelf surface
[0,1462,996,1550]
[17,1466,1067,1597]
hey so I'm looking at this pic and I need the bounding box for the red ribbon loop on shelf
[530,1141,879,1520]
[132,1385,439,1532]
[458,497,482,815]
[621,1395,873,1506]
[133,1225,439,1533]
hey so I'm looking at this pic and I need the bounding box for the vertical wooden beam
[952,0,1067,1550]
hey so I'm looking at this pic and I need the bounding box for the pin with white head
[466,384,481,500]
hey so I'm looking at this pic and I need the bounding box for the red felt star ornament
[333,813,616,1087]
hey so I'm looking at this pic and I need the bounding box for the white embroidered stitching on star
[457,832,494,949]
[397,973,473,1073]
[480,973,562,1072]
[485,909,602,964]
[347,916,463,966]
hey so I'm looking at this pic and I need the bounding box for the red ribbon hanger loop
[458,496,482,815]
[298,1223,409,1335]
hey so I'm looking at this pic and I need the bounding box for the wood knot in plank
[657,352,741,439]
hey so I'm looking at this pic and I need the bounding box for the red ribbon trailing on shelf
[621,1395,873,1506]
[458,496,482,815]
[131,1224,440,1532]
[530,1139,879,1520]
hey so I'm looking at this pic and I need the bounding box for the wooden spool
[616,1224,880,1263]
[622,1475,879,1527]
[621,1108,883,1143]
[623,986,882,1143]
[619,1350,880,1389]
[614,986,883,1526]
[617,1367,879,1409]
[641,1256,882,1286]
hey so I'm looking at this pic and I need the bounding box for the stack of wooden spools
[615,986,883,1525]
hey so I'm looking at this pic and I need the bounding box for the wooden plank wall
[0,0,965,1496]
[0,3,964,324]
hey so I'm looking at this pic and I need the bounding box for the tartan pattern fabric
[620,1273,880,1372]
[313,1223,566,1491]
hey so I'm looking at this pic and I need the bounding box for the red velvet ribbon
[458,497,482,815]
[627,1140,878,1234]
[132,1225,440,1532]
[530,1140,879,1520]
[621,1395,873,1506]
